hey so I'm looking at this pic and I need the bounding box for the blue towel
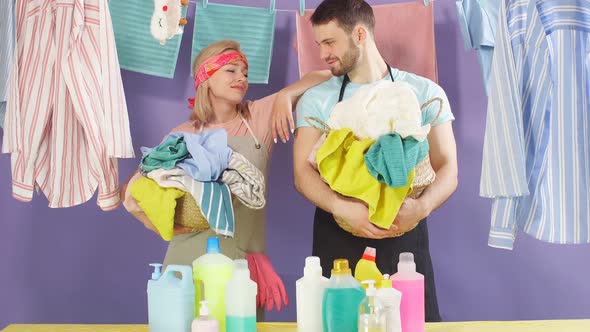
[109,0,186,78]
[141,130,233,181]
[175,174,234,237]
[192,1,276,83]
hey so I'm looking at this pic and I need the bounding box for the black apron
[312,65,441,322]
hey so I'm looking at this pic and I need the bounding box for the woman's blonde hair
[190,40,250,126]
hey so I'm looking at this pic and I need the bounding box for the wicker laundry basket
[174,194,210,233]
[306,97,443,238]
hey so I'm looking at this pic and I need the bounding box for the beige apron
[163,116,269,267]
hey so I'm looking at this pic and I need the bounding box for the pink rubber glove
[246,253,289,312]
[246,253,267,308]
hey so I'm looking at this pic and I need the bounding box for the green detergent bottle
[322,259,366,332]
[192,237,233,332]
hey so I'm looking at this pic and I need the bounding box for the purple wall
[1,0,589,328]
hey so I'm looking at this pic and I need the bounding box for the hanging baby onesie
[0,0,15,129]
[192,0,276,83]
[480,0,590,249]
[2,0,134,210]
[295,1,437,81]
[455,0,500,95]
[109,0,186,78]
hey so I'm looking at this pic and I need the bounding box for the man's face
[313,20,360,76]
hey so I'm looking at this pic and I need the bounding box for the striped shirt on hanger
[481,0,590,249]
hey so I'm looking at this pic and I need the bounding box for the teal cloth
[109,0,185,78]
[364,134,430,188]
[192,1,276,83]
[140,136,189,172]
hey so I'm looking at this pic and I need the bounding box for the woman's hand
[271,91,296,144]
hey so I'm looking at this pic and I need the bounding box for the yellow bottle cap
[331,259,351,275]
[380,279,393,288]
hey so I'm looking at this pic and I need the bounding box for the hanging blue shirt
[0,0,15,128]
[455,0,501,95]
[481,0,590,250]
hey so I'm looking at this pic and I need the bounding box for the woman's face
[207,53,249,105]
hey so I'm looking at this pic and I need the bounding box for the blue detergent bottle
[148,263,195,332]
[322,259,366,332]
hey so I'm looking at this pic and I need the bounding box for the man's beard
[329,39,360,76]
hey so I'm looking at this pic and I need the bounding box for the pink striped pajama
[2,0,133,210]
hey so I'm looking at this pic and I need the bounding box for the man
[291,0,458,321]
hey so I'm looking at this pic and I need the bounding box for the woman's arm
[271,70,332,143]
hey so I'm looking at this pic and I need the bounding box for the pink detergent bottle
[390,252,424,332]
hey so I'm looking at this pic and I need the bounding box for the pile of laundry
[308,81,432,230]
[128,129,266,241]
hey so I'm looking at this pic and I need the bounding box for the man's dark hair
[310,0,375,34]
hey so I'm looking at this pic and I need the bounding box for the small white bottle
[225,259,257,332]
[377,274,402,332]
[192,300,219,332]
[358,280,386,332]
[296,256,329,332]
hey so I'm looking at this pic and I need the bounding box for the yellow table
[3,321,590,332]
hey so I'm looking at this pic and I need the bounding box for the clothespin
[269,0,275,14]
[423,0,430,6]
[299,0,305,16]
[203,0,207,8]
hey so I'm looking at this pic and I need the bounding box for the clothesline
[186,1,298,13]
[186,0,434,12]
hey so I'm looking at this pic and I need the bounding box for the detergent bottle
[391,252,424,332]
[193,237,234,332]
[147,263,195,332]
[377,275,402,332]
[192,300,219,332]
[296,256,329,332]
[358,280,386,332]
[354,247,383,288]
[322,259,365,332]
[225,259,257,332]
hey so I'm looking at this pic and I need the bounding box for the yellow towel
[130,176,185,241]
[317,128,414,229]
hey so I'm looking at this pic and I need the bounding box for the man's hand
[332,196,399,239]
[392,197,430,233]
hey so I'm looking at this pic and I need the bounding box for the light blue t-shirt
[295,67,454,129]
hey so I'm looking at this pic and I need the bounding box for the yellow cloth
[129,176,185,241]
[317,128,414,229]
[5,321,590,332]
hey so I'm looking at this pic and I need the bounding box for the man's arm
[294,127,400,238]
[393,121,458,231]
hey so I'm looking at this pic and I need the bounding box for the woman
[121,40,330,311]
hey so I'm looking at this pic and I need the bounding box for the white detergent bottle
[296,256,329,332]
[192,301,219,332]
[358,280,386,332]
[225,259,257,332]
[377,275,402,332]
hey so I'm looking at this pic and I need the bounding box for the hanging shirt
[0,0,15,128]
[192,1,276,83]
[480,0,590,250]
[2,0,134,210]
[455,0,501,95]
